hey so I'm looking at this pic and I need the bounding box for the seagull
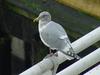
[33,11,80,59]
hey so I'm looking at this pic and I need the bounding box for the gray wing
[42,21,80,59]
[45,21,72,49]
[47,21,68,38]
[53,22,74,50]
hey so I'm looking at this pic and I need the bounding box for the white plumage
[34,11,80,59]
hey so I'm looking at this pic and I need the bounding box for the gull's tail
[58,49,81,60]
[61,38,81,59]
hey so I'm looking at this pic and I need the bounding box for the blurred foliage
[5,0,100,62]
[20,0,41,9]
[7,4,31,19]
[6,0,100,45]
[6,0,37,19]
[85,0,100,4]
[57,0,100,19]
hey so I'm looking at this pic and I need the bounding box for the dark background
[0,0,100,75]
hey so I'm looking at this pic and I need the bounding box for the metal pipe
[19,27,100,75]
[57,48,100,75]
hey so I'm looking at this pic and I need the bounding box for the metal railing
[19,27,100,75]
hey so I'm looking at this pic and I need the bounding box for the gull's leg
[49,48,54,56]
[49,48,58,57]
[44,48,53,58]
[54,52,58,57]
[53,49,58,57]
[49,48,52,54]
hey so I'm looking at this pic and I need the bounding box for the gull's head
[33,11,51,22]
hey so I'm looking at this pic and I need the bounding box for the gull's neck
[38,20,51,31]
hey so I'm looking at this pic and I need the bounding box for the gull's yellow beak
[33,17,39,22]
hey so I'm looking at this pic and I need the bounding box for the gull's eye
[42,15,48,17]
